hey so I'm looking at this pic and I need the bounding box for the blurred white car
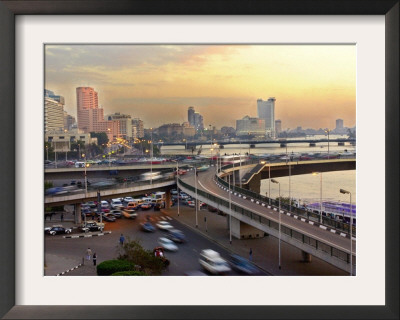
[158,237,178,251]
[199,249,231,274]
[156,221,173,230]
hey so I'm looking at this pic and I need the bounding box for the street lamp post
[325,129,331,159]
[195,166,198,228]
[150,128,153,185]
[174,160,180,217]
[340,188,353,276]
[46,145,49,161]
[82,153,88,195]
[271,179,281,270]
[228,173,232,244]
[289,163,291,212]
[268,162,271,205]
[313,172,323,224]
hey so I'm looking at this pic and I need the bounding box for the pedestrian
[86,247,92,261]
[93,253,97,266]
[61,213,64,222]
[196,170,198,177]
[249,248,253,261]
[119,234,125,246]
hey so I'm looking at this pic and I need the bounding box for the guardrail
[178,177,355,269]
[215,173,356,236]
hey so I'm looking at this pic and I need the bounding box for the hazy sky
[45,45,356,130]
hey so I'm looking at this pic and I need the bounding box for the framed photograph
[1,1,398,319]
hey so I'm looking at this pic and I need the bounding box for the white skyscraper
[257,97,276,138]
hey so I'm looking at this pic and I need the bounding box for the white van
[199,249,231,274]
[75,161,85,168]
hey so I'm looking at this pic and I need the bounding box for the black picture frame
[0,1,398,319]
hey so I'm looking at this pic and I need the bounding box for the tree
[117,238,165,275]
[90,132,109,146]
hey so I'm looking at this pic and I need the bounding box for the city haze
[45,44,356,129]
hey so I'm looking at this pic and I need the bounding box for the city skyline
[45,44,356,130]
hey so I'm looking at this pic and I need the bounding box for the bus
[221,155,249,165]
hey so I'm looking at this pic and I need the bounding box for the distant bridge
[161,138,356,148]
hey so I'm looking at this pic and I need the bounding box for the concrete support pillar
[75,203,82,225]
[243,173,261,194]
[301,251,312,263]
[165,190,171,209]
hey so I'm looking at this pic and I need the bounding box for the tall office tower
[194,112,204,131]
[63,111,76,131]
[76,87,99,132]
[275,119,282,136]
[44,89,65,133]
[257,97,276,138]
[107,113,132,139]
[188,106,195,126]
[336,119,344,129]
[132,118,144,138]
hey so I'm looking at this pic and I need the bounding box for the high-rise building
[257,97,276,138]
[107,112,132,139]
[44,89,65,133]
[76,87,116,140]
[188,106,195,126]
[275,119,282,136]
[194,112,204,131]
[132,118,144,138]
[63,111,76,131]
[76,87,99,132]
[336,119,344,129]
[236,116,266,137]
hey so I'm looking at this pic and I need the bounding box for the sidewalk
[162,205,347,276]
[45,254,83,276]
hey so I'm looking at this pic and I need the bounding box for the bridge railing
[215,174,356,236]
[178,178,354,268]
[45,176,176,199]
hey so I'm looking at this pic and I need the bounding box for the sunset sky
[45,45,356,130]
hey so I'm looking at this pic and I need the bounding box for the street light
[223,170,232,244]
[340,188,353,276]
[150,128,153,185]
[325,129,331,159]
[195,166,198,228]
[271,178,281,270]
[82,153,88,195]
[312,172,323,224]
[172,160,180,217]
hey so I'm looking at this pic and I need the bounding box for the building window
[59,136,64,139]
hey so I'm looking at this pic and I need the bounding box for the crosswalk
[148,215,173,222]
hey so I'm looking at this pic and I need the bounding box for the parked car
[109,209,122,218]
[156,221,173,230]
[122,208,137,219]
[86,201,97,208]
[80,221,103,232]
[111,199,124,209]
[158,237,178,252]
[46,225,72,236]
[140,203,152,210]
[99,213,116,222]
[140,222,156,232]
[123,197,134,203]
